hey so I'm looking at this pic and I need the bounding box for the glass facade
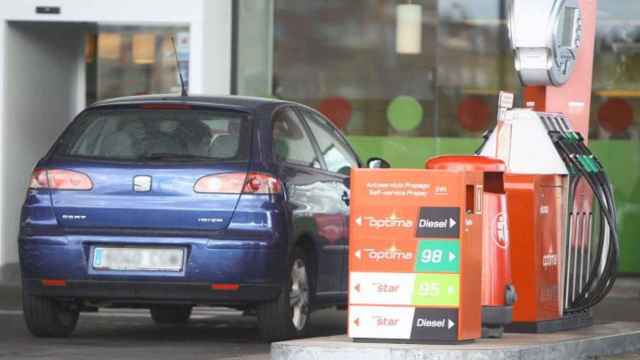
[590,2,640,273]
[85,25,190,104]
[236,0,640,273]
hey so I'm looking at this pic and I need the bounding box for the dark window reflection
[273,0,437,137]
[266,0,519,138]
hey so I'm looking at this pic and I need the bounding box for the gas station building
[1,0,640,284]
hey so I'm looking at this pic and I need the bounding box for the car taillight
[28,169,49,189]
[243,173,282,194]
[194,172,282,194]
[28,169,93,190]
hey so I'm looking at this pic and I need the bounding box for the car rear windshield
[53,108,251,162]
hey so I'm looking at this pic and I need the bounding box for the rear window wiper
[140,153,213,161]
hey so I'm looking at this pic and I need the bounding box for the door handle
[341,192,350,206]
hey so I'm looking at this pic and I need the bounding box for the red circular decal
[457,96,491,132]
[318,97,352,130]
[598,99,633,134]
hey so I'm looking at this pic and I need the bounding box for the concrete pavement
[0,307,347,360]
[0,277,638,359]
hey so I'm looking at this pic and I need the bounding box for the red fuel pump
[426,156,516,338]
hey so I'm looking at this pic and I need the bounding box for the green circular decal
[387,96,424,131]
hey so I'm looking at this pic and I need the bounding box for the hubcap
[289,258,309,331]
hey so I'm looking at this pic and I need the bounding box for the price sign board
[415,240,460,273]
[348,169,483,343]
[413,273,460,307]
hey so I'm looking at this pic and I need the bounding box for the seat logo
[133,176,152,192]
[62,214,87,220]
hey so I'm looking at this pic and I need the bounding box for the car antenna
[171,36,188,97]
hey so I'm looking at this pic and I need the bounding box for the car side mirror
[367,157,390,169]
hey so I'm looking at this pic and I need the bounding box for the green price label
[413,273,460,307]
[414,240,460,273]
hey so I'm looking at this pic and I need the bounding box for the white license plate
[92,247,185,272]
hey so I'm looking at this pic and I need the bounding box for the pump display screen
[559,7,579,48]
[509,0,582,85]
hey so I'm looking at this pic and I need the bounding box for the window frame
[294,106,361,175]
[270,105,324,170]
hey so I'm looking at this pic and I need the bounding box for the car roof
[89,94,291,113]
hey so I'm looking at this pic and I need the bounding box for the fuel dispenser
[478,109,619,332]
[472,0,618,333]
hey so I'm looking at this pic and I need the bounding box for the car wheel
[257,247,312,341]
[22,291,79,338]
[150,305,192,325]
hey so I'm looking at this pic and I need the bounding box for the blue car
[19,95,385,340]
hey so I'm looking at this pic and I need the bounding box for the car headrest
[209,134,239,159]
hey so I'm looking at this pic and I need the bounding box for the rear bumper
[23,279,280,305]
[19,232,286,305]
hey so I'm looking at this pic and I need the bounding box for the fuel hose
[550,131,619,312]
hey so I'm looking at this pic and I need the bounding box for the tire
[150,305,192,325]
[257,247,312,342]
[22,291,79,338]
